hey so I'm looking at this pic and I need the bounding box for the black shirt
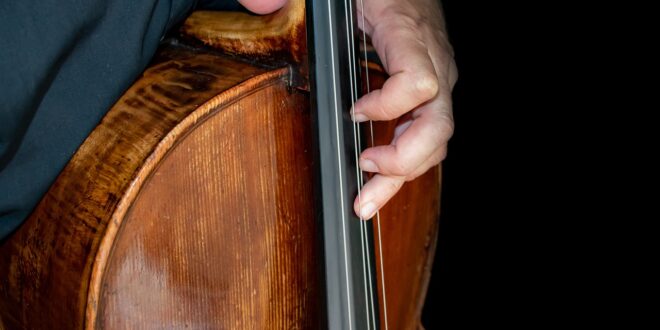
[0,0,241,239]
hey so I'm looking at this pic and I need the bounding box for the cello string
[343,0,373,327]
[358,0,390,328]
[326,0,354,327]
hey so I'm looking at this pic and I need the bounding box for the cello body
[0,2,440,329]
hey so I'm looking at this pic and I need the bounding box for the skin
[241,0,457,219]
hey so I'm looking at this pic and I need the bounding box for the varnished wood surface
[0,41,290,329]
[96,75,319,329]
[375,163,440,330]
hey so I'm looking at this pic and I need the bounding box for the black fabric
[0,0,237,239]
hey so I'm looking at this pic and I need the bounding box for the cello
[0,0,441,328]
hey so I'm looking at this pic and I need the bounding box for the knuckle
[427,110,455,142]
[448,60,459,89]
[414,72,439,100]
[434,148,448,163]
[436,117,455,141]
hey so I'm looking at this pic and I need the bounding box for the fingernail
[353,112,369,123]
[360,202,377,220]
[360,159,379,172]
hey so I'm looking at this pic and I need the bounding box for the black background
[419,0,634,327]
[420,1,533,327]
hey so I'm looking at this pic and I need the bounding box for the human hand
[352,0,457,219]
[238,0,457,220]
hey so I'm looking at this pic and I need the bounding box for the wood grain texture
[96,76,319,329]
[0,42,296,329]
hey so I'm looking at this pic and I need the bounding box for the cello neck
[306,0,381,329]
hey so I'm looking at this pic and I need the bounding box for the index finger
[359,98,453,177]
[352,22,438,122]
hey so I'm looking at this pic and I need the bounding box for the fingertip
[360,202,378,220]
[354,196,377,220]
[352,111,369,123]
[356,175,405,220]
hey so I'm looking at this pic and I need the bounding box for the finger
[406,147,446,180]
[358,100,453,177]
[353,145,445,220]
[353,174,405,220]
[352,25,438,122]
